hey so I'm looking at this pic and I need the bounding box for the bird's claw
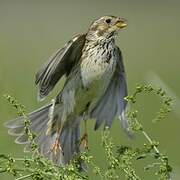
[80,133,89,150]
[51,139,64,155]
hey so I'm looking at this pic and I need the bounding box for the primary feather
[36,34,86,100]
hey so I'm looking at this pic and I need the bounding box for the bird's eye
[105,19,111,24]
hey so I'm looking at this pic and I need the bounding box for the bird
[5,15,132,166]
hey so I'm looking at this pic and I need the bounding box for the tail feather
[39,118,81,165]
[63,118,81,164]
[15,134,28,144]
[4,104,51,129]
[31,112,48,131]
[5,103,81,166]
[8,126,24,136]
[5,117,24,129]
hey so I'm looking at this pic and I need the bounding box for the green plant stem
[14,167,58,178]
[14,158,34,162]
[15,173,34,180]
[121,167,139,180]
[142,130,159,154]
[142,130,171,180]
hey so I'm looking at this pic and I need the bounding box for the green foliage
[0,84,173,180]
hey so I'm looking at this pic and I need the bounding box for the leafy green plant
[0,84,173,180]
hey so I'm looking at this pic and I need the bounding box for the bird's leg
[51,125,64,155]
[80,119,89,149]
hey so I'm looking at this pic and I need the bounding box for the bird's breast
[80,42,116,88]
[73,44,116,113]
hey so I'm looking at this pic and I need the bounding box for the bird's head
[87,15,127,41]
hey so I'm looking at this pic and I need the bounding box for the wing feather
[36,34,86,100]
[91,46,132,137]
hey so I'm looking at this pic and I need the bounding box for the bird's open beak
[115,19,127,29]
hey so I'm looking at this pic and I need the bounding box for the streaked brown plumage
[5,15,132,166]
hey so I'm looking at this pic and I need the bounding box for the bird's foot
[80,133,89,150]
[51,138,63,155]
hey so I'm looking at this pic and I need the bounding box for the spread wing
[90,46,132,137]
[35,34,86,101]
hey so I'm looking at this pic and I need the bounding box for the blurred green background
[0,0,180,179]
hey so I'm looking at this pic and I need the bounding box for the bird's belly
[74,61,116,115]
[74,78,106,115]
